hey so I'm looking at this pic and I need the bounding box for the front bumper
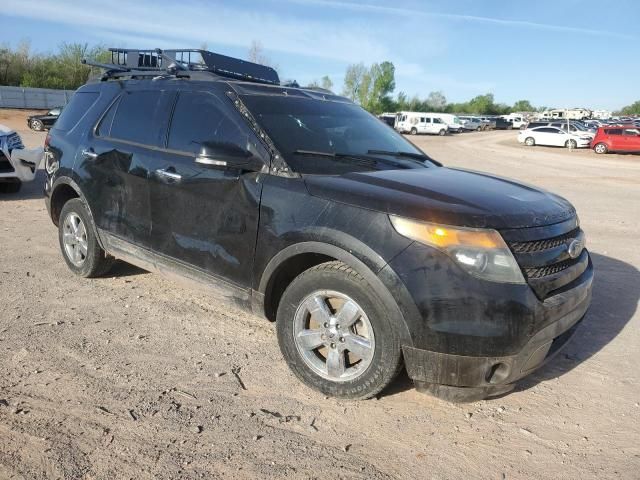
[402,261,592,398]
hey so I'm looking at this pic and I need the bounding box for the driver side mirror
[194,141,265,172]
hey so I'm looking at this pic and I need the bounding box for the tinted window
[54,92,99,131]
[537,127,558,133]
[110,91,164,145]
[168,91,249,154]
[96,96,120,137]
[606,129,623,135]
[623,128,640,136]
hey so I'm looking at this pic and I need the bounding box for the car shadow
[107,260,149,278]
[0,169,46,201]
[381,252,638,399]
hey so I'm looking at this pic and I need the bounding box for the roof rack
[83,48,281,85]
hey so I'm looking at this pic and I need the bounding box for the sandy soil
[1,110,639,479]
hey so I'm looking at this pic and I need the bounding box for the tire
[565,139,577,149]
[594,143,608,154]
[410,128,418,135]
[0,180,22,194]
[524,137,535,146]
[30,119,44,131]
[276,261,403,400]
[438,129,446,136]
[58,198,114,278]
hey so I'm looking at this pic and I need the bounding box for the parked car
[27,106,63,131]
[0,124,44,193]
[591,126,640,154]
[458,116,482,131]
[494,117,514,130]
[478,117,497,130]
[396,112,448,135]
[502,114,527,129]
[518,126,592,148]
[45,47,592,402]
[378,113,397,127]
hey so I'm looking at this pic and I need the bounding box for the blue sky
[1,0,638,110]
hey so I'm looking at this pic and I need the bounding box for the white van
[502,114,527,129]
[431,113,462,133]
[395,112,449,136]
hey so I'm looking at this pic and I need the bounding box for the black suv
[44,49,593,401]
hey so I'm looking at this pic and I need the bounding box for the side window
[623,128,640,136]
[110,91,164,146]
[167,91,249,155]
[537,128,555,133]
[607,129,623,136]
[96,96,121,137]
[53,92,99,132]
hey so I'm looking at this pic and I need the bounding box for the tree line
[1,41,637,115]
[0,41,109,90]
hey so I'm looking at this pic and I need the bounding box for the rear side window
[537,127,558,133]
[53,92,99,132]
[110,91,164,145]
[167,91,248,154]
[606,129,623,135]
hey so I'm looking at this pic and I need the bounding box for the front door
[148,89,269,288]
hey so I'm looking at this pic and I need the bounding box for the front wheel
[438,129,446,136]
[58,198,114,277]
[594,143,608,154]
[276,261,402,399]
[410,127,418,135]
[524,137,535,146]
[565,139,577,149]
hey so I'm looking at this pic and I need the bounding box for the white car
[0,124,44,193]
[518,126,592,148]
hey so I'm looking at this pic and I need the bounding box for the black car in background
[27,106,63,131]
[494,117,514,130]
[43,48,592,402]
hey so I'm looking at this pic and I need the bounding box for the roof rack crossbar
[92,48,281,85]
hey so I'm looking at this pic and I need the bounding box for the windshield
[241,95,431,174]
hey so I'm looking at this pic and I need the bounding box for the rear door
[147,89,269,288]
[606,128,624,150]
[87,89,174,249]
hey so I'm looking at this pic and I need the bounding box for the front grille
[524,256,581,279]
[505,224,588,299]
[0,153,14,173]
[510,228,580,253]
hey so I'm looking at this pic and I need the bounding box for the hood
[303,167,575,229]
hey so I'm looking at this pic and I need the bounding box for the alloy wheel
[293,290,375,382]
[62,213,88,267]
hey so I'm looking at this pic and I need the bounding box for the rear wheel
[565,139,577,149]
[524,137,535,146]
[29,119,44,131]
[410,127,418,135]
[58,198,114,277]
[276,261,402,399]
[594,143,608,154]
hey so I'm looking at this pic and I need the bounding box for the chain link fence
[0,86,75,110]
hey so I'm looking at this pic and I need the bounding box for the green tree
[512,99,535,112]
[342,62,368,102]
[467,93,496,114]
[426,91,447,111]
[320,75,333,91]
[342,61,396,114]
[620,100,640,115]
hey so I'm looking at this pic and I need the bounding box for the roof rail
[83,48,281,85]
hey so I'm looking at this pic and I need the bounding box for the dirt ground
[1,109,639,479]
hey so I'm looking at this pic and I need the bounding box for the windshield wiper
[366,149,430,160]
[292,149,430,169]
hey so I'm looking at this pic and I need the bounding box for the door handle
[155,168,182,181]
[81,148,98,160]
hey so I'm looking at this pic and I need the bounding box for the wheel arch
[256,241,414,348]
[49,176,104,248]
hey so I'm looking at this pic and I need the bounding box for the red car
[591,125,640,154]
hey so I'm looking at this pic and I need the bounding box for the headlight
[390,216,526,284]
